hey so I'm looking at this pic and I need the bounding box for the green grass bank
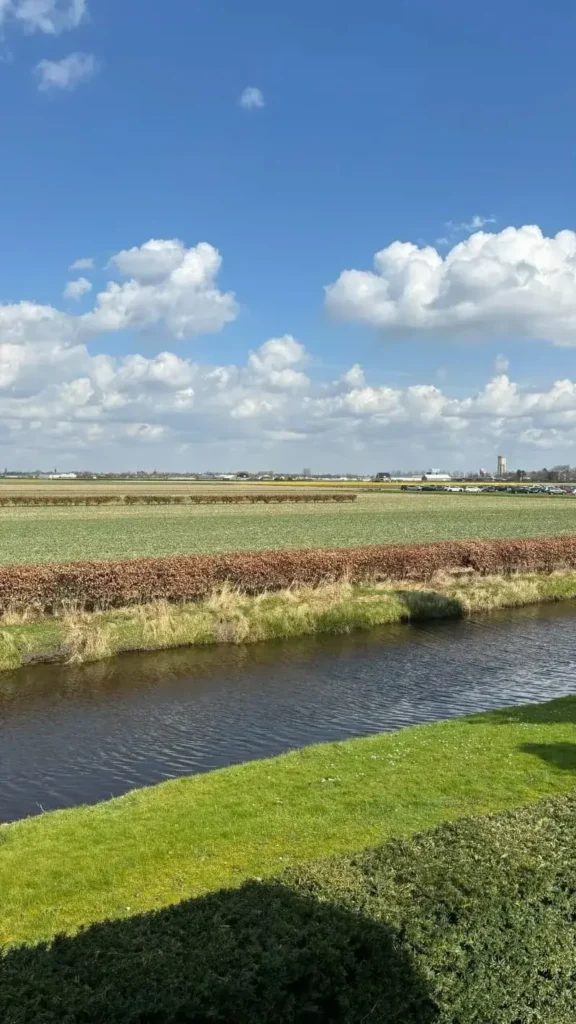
[2,695,576,948]
[1,490,576,564]
[4,792,576,1023]
[2,570,576,671]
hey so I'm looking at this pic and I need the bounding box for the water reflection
[1,600,576,822]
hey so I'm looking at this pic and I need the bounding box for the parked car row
[400,484,576,495]
[400,485,486,493]
[495,485,576,495]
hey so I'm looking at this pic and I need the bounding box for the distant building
[381,475,422,482]
[421,472,452,482]
[497,455,507,476]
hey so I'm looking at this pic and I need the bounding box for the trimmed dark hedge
[2,792,576,1022]
[2,534,576,613]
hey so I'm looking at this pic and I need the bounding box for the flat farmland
[0,481,342,496]
[0,491,575,565]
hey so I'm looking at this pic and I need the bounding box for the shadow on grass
[472,695,576,727]
[0,879,438,1024]
[393,589,464,621]
[467,697,576,777]
[520,742,576,772]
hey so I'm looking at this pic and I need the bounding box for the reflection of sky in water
[1,600,575,822]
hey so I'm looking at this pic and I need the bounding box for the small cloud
[35,52,99,92]
[266,429,307,441]
[63,277,92,300]
[445,214,497,235]
[467,214,497,231]
[10,0,87,35]
[70,256,94,270]
[494,353,509,374]
[342,363,365,388]
[239,86,264,110]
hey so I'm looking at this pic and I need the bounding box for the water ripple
[1,600,576,821]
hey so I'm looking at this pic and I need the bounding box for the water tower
[497,455,507,477]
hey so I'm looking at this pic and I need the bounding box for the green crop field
[0,491,575,565]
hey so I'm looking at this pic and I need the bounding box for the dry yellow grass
[1,570,576,671]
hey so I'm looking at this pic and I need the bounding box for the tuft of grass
[0,629,25,671]
[1,570,576,671]
[1,695,576,948]
[62,615,114,664]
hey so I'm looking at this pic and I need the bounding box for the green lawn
[3,695,576,948]
[0,492,575,564]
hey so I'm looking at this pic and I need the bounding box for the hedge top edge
[0,493,357,506]
[2,534,576,614]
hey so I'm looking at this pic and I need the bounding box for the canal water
[1,600,576,822]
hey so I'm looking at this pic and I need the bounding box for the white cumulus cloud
[239,86,264,110]
[69,256,93,270]
[341,363,365,388]
[1,0,86,33]
[0,301,76,345]
[2,235,576,467]
[87,239,238,339]
[108,239,188,283]
[0,319,575,463]
[247,336,309,390]
[35,51,98,91]
[326,225,576,347]
[63,277,92,300]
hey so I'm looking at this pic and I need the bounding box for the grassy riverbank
[2,570,576,671]
[2,695,576,947]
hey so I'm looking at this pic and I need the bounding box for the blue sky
[1,0,576,471]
